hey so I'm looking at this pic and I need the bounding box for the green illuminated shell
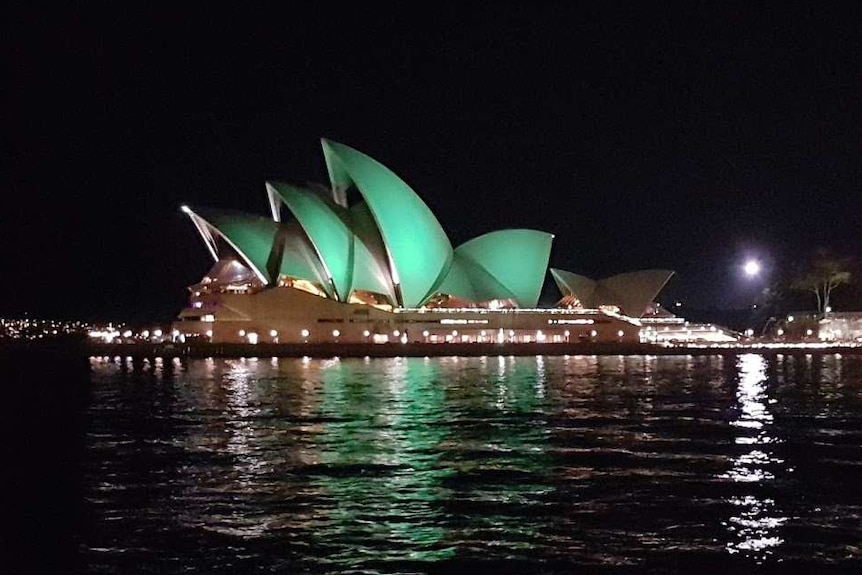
[183,140,558,310]
[349,201,399,304]
[455,229,554,308]
[321,139,453,308]
[266,182,354,300]
[188,207,329,291]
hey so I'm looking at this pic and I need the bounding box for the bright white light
[247,332,258,344]
[88,329,120,343]
[153,329,162,338]
[362,330,370,337]
[238,329,246,337]
[269,330,278,337]
[744,260,761,277]
[422,330,429,337]
[618,330,625,337]
[332,329,340,337]
[301,329,309,338]
[180,205,192,214]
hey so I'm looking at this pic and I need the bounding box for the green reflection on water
[311,357,455,563]
[437,356,553,546]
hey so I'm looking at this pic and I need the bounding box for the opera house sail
[174,139,674,345]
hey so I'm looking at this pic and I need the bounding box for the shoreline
[4,339,860,359]
[82,340,862,358]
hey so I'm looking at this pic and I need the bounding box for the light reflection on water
[82,353,862,573]
[722,354,787,558]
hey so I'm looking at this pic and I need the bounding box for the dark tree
[791,248,852,315]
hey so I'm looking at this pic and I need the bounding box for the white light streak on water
[723,354,788,559]
[535,355,546,399]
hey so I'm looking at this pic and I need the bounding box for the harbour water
[19,352,862,572]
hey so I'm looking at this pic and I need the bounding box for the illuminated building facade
[174,140,671,344]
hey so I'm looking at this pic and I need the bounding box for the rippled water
[79,354,862,573]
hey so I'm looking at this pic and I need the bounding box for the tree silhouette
[791,248,851,315]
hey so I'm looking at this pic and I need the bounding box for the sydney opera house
[173,140,678,345]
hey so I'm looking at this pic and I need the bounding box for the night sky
[7,4,862,322]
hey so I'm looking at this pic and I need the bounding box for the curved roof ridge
[182,206,277,284]
[552,268,675,317]
[266,182,354,301]
[456,229,554,308]
[319,139,453,308]
[599,270,675,317]
[181,206,330,293]
[348,201,398,305]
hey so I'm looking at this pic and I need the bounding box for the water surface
[81,353,862,573]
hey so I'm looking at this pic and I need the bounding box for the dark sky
[6,4,862,321]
